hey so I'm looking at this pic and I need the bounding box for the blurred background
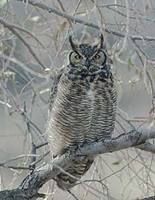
[0,0,155,199]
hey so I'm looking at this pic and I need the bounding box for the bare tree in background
[0,0,155,199]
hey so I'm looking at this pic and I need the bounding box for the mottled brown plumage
[46,34,117,190]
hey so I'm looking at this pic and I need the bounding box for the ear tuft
[69,35,78,51]
[94,34,104,49]
[100,34,104,48]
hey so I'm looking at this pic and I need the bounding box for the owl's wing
[48,67,64,112]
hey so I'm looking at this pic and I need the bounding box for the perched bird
[46,34,117,190]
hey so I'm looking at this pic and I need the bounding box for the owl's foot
[64,145,79,156]
[64,144,87,161]
[94,135,112,143]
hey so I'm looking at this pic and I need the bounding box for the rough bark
[0,127,155,199]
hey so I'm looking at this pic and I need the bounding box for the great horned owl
[46,34,117,190]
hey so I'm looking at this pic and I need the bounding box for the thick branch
[0,127,155,199]
[76,127,155,156]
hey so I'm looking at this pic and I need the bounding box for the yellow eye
[94,54,100,60]
[69,52,83,64]
[74,54,82,60]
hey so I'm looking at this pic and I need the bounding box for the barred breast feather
[46,67,117,190]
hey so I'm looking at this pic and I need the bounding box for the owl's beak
[85,59,91,68]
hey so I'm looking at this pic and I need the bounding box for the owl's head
[68,34,109,76]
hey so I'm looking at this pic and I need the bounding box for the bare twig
[17,0,155,42]
[0,17,45,49]
[0,53,48,78]
[0,154,39,170]
[138,196,155,200]
[103,4,155,23]
[0,18,46,70]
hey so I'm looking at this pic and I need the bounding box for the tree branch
[16,0,155,42]
[138,197,155,200]
[0,127,155,199]
[0,18,46,70]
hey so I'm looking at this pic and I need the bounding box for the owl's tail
[54,156,94,190]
